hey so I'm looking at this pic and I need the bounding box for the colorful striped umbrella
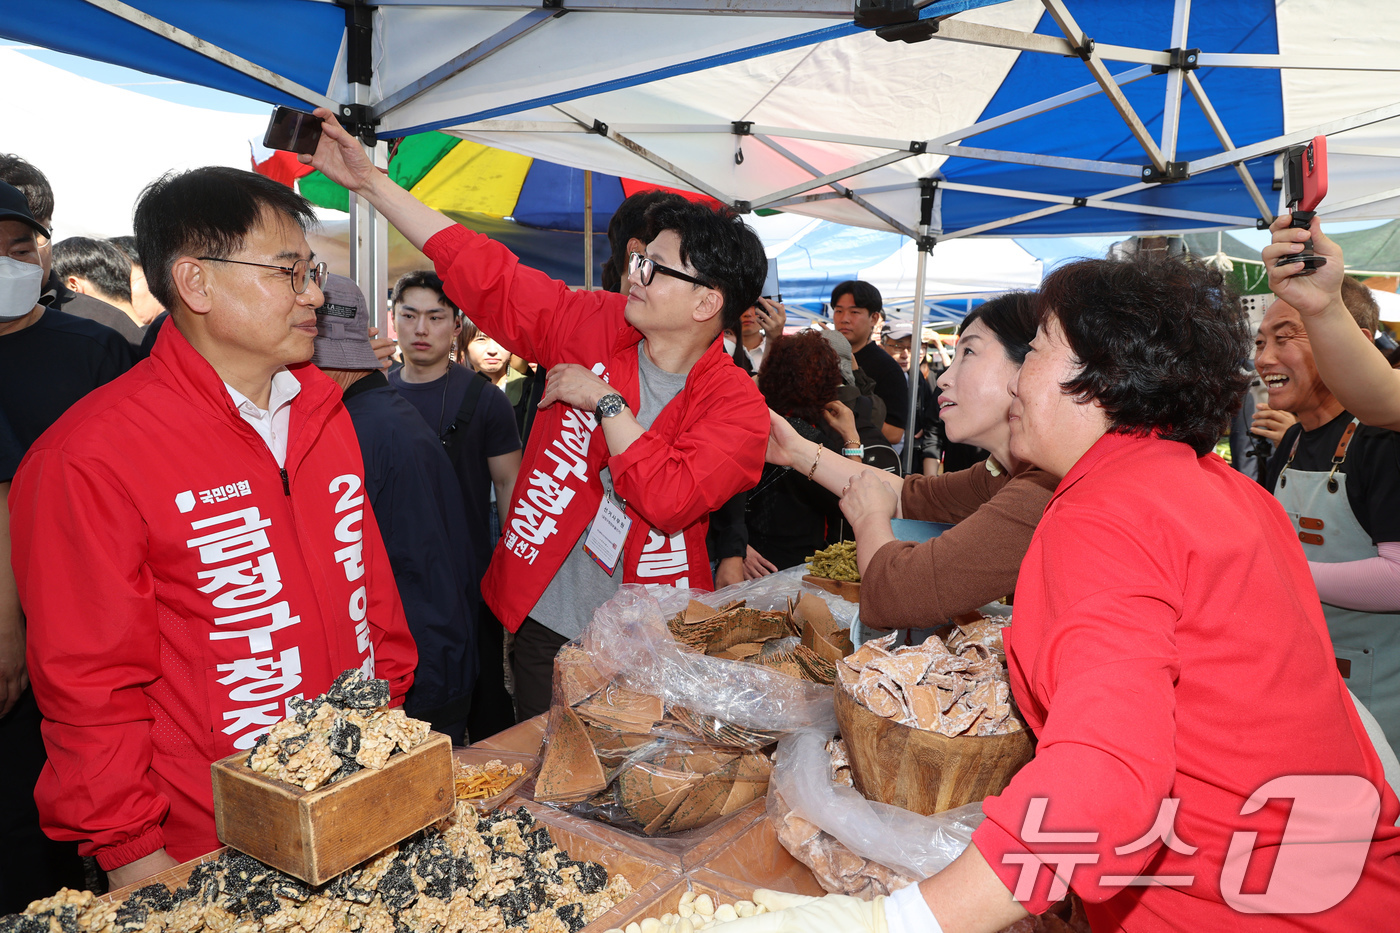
[291,131,714,234]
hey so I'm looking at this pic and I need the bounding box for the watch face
[596,393,626,418]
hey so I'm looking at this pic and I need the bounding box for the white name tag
[583,494,632,575]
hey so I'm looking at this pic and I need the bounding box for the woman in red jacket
[728,254,1400,933]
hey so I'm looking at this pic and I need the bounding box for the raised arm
[766,409,905,503]
[303,109,454,250]
[1263,213,1400,430]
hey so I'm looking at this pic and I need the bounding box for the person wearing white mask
[0,178,130,911]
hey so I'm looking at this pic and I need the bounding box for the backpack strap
[456,369,490,429]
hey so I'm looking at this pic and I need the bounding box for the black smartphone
[263,106,323,156]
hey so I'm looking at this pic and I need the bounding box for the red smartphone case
[1297,134,1328,213]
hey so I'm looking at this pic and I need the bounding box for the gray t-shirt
[527,343,688,639]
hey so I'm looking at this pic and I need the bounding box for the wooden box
[689,813,826,897]
[105,807,676,933]
[601,871,765,932]
[211,731,455,884]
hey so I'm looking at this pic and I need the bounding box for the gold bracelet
[806,443,822,480]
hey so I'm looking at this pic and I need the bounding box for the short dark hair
[1037,254,1250,456]
[391,269,458,313]
[958,291,1038,365]
[1340,277,1380,333]
[602,190,691,294]
[643,199,767,336]
[133,166,317,312]
[0,154,54,224]
[758,331,841,425]
[108,235,140,266]
[52,236,133,304]
[831,280,883,319]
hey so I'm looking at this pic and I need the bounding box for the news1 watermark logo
[1005,775,1381,914]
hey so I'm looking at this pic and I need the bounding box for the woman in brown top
[766,292,1057,628]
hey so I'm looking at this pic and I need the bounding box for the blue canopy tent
[7,0,1400,465]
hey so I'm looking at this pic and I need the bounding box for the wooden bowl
[802,574,860,603]
[834,685,1033,815]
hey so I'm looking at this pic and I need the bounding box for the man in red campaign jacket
[8,167,416,890]
[302,111,771,721]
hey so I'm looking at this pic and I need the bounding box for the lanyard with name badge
[584,490,632,575]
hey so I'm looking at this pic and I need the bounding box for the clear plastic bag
[536,576,841,839]
[576,581,838,737]
[768,731,984,881]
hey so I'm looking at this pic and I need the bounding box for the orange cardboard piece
[617,763,699,832]
[535,706,607,803]
[575,684,665,732]
[556,644,610,708]
[797,592,853,663]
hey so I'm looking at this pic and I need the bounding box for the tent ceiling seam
[75,0,336,110]
[738,43,821,123]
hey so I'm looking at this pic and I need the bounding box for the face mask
[0,256,43,322]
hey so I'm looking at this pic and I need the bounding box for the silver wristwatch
[594,393,628,422]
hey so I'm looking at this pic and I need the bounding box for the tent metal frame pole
[756,136,918,233]
[1316,186,1400,215]
[932,17,1172,68]
[1183,72,1274,224]
[369,0,855,14]
[746,143,920,213]
[1039,0,1168,173]
[1190,100,1400,174]
[76,0,337,109]
[349,81,389,328]
[583,170,594,290]
[1195,52,1400,72]
[551,103,736,203]
[904,244,930,474]
[925,144,1141,176]
[903,182,937,476]
[1159,0,1191,161]
[923,65,1156,147]
[940,180,1149,239]
[372,8,565,119]
[935,180,1254,225]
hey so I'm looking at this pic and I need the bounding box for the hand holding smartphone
[264,106,324,156]
[1275,135,1328,277]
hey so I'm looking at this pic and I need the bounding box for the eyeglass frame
[627,250,711,289]
[197,256,329,295]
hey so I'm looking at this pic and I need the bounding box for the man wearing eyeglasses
[307,112,771,721]
[8,166,417,889]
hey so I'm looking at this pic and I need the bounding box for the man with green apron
[1258,287,1400,757]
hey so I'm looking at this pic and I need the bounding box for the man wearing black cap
[314,274,479,744]
[0,178,129,910]
[0,154,145,348]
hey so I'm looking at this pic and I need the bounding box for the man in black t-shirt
[385,271,522,740]
[0,177,129,910]
[1258,285,1400,752]
[830,280,907,444]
